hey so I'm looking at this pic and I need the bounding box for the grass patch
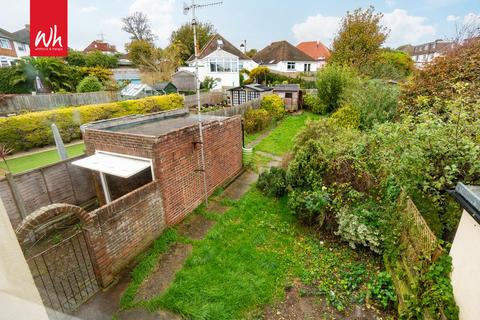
[255,112,321,156]
[132,189,383,319]
[0,142,85,174]
[119,229,178,310]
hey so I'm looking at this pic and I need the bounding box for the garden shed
[153,82,178,95]
[227,84,272,106]
[273,84,302,111]
[120,83,157,99]
[171,70,196,92]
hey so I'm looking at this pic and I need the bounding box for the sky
[1,0,479,53]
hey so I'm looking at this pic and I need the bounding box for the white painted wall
[264,60,319,73]
[13,41,29,58]
[450,210,480,320]
[0,198,49,320]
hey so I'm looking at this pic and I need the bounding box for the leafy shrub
[0,94,184,152]
[260,94,285,121]
[288,187,330,226]
[287,139,328,189]
[85,51,118,68]
[335,204,382,253]
[0,67,33,94]
[243,109,271,133]
[400,39,480,116]
[360,50,414,80]
[257,167,287,197]
[303,94,326,114]
[328,104,360,129]
[316,64,358,113]
[351,79,399,129]
[367,271,397,310]
[76,75,103,93]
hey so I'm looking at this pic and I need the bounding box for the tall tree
[330,6,389,69]
[122,12,157,42]
[170,22,215,63]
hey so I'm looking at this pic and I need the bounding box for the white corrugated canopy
[72,153,151,178]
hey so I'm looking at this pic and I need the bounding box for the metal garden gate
[26,230,99,318]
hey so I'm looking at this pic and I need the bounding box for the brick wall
[154,116,243,225]
[85,181,165,286]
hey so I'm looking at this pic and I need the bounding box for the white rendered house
[253,40,317,73]
[178,34,257,90]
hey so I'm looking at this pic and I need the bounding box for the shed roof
[153,82,177,91]
[253,41,315,64]
[273,84,300,92]
[227,83,272,92]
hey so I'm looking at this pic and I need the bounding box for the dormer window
[216,39,224,49]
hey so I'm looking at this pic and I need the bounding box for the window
[287,62,295,70]
[1,60,9,68]
[304,63,311,72]
[285,92,293,99]
[17,43,25,51]
[247,91,259,101]
[209,58,238,72]
[0,38,11,49]
[239,91,246,104]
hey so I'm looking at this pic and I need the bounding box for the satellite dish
[183,2,189,15]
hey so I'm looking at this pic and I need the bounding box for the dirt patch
[263,280,387,320]
[136,243,193,302]
[177,214,216,240]
[118,308,182,320]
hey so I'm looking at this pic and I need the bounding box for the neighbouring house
[253,40,316,73]
[227,83,272,106]
[178,34,258,90]
[117,53,133,67]
[120,83,157,98]
[172,70,196,92]
[83,40,118,55]
[398,39,454,68]
[152,82,178,95]
[112,68,141,84]
[296,41,330,69]
[449,183,480,320]
[273,84,302,111]
[0,24,30,67]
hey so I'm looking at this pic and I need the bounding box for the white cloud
[128,0,177,46]
[446,15,460,22]
[291,14,341,46]
[382,9,436,47]
[463,12,480,25]
[80,6,98,13]
[292,9,436,48]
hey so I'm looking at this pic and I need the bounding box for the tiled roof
[187,34,250,62]
[12,25,30,43]
[296,41,330,60]
[253,41,315,64]
[84,40,117,53]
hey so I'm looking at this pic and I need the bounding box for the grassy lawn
[0,143,85,174]
[255,112,321,156]
[122,190,385,319]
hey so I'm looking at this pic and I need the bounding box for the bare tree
[122,12,157,42]
[452,20,480,45]
[0,143,13,172]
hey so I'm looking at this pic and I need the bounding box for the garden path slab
[135,243,193,302]
[118,308,181,320]
[205,200,230,215]
[177,214,215,240]
[221,170,258,200]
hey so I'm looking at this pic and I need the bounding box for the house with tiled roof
[83,40,118,55]
[296,41,330,68]
[253,40,316,73]
[179,33,257,89]
[398,39,454,68]
[0,24,30,67]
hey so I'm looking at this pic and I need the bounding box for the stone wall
[85,181,165,286]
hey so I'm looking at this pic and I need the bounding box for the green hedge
[0,94,184,152]
[0,67,33,94]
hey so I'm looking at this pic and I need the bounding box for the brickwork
[153,116,243,225]
[84,181,165,286]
